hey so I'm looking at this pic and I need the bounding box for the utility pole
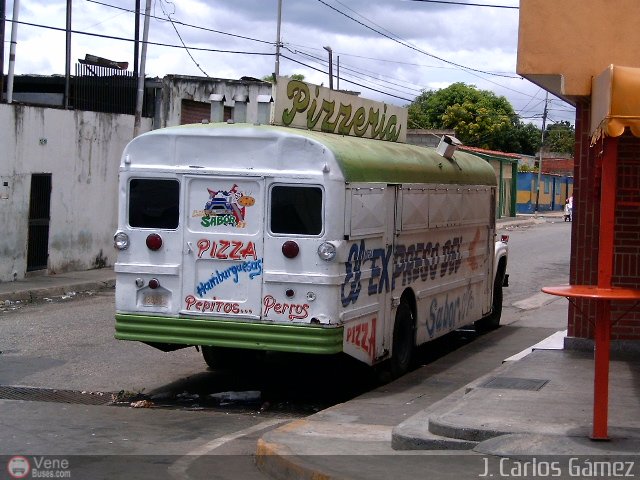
[274,0,282,78]
[134,0,140,78]
[133,0,151,137]
[323,46,333,90]
[0,0,6,101]
[64,0,71,109]
[6,0,19,103]
[534,92,549,216]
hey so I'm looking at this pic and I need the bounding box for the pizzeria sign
[273,76,407,143]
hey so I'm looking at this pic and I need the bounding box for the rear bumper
[115,314,344,354]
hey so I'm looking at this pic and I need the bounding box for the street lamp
[323,46,333,90]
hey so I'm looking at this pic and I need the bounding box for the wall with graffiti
[516,171,573,213]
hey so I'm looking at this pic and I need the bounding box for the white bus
[114,111,508,378]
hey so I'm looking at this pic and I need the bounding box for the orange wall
[517,0,640,100]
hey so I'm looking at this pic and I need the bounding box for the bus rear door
[181,175,265,320]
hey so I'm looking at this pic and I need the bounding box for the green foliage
[543,121,575,155]
[408,82,544,154]
[262,73,305,83]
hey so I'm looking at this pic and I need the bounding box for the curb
[392,357,517,450]
[0,279,115,304]
[256,437,334,480]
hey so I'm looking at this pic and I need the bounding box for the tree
[408,82,541,154]
[492,121,541,156]
[261,73,305,83]
[543,121,575,155]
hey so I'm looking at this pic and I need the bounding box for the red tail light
[501,235,510,243]
[146,233,163,251]
[282,241,300,258]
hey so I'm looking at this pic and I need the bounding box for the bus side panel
[394,185,495,345]
[340,184,396,365]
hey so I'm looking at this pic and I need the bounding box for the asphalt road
[0,218,571,479]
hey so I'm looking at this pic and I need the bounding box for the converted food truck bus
[114,99,507,377]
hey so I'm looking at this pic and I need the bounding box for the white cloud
[3,0,575,124]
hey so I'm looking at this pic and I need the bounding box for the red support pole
[592,300,611,440]
[598,137,618,288]
[591,135,618,440]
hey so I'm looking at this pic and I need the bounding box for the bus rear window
[270,186,322,235]
[129,179,179,229]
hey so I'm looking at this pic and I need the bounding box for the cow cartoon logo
[197,184,255,228]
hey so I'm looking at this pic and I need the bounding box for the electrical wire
[289,48,422,97]
[7,18,275,56]
[315,0,519,79]
[86,0,274,45]
[281,54,414,102]
[158,0,209,77]
[407,0,518,9]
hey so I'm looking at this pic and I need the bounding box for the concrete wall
[0,104,152,282]
[159,76,273,128]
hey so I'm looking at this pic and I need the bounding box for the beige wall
[517,0,640,101]
[0,104,152,281]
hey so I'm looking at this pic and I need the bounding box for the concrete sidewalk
[257,347,640,480]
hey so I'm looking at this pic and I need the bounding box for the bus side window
[270,186,322,235]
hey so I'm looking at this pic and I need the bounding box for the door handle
[186,241,193,254]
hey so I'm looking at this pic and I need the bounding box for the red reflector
[285,289,295,298]
[501,235,510,243]
[148,278,160,289]
[146,233,163,250]
[282,241,299,259]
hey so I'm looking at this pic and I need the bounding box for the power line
[158,0,209,76]
[407,0,518,9]
[86,0,274,45]
[288,47,422,96]
[90,0,531,103]
[7,18,275,56]
[281,54,414,102]
[315,0,519,79]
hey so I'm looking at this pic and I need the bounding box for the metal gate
[27,174,52,272]
[74,63,137,115]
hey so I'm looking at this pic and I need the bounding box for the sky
[2,0,576,127]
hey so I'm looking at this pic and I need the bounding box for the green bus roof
[160,123,498,186]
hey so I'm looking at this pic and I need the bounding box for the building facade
[0,73,273,283]
[518,0,640,346]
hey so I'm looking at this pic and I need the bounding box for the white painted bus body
[114,123,507,370]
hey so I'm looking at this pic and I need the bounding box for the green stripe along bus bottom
[115,314,344,355]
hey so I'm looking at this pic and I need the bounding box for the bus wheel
[201,346,252,370]
[476,273,503,332]
[390,302,415,379]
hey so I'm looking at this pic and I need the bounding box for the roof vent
[436,135,461,160]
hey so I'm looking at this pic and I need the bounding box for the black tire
[201,346,255,370]
[390,302,415,379]
[476,272,503,332]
